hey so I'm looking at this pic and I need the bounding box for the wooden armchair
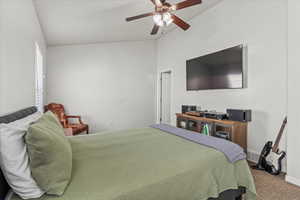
[44,103,89,135]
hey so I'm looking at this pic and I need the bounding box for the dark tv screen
[186,45,244,90]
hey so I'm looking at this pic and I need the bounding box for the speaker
[182,105,197,114]
[227,109,252,122]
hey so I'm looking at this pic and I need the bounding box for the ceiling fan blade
[173,0,202,11]
[151,24,160,35]
[150,0,162,7]
[171,14,190,31]
[126,12,155,22]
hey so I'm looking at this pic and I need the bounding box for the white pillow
[0,112,45,199]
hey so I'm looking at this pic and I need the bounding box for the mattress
[10,128,256,200]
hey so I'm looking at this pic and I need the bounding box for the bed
[0,107,256,200]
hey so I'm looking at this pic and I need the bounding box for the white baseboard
[247,150,260,163]
[286,175,300,187]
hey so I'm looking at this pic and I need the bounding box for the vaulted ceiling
[33,0,222,46]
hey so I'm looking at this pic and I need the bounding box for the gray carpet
[251,168,300,200]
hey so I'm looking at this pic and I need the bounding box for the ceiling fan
[126,0,202,35]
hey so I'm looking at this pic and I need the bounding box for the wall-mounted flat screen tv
[186,45,245,91]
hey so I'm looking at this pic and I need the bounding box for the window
[35,43,44,112]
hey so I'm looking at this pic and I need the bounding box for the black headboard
[0,106,38,199]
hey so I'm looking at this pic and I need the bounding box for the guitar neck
[272,117,287,152]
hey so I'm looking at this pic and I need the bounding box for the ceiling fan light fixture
[162,12,173,26]
[153,14,164,26]
[153,12,173,27]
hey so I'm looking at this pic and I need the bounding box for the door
[160,71,172,124]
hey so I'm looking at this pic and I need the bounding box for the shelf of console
[176,113,248,152]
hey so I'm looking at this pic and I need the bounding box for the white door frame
[157,69,173,124]
[34,42,44,112]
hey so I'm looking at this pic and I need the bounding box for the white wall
[157,0,288,160]
[0,0,4,113]
[0,0,46,115]
[286,0,300,187]
[47,41,156,132]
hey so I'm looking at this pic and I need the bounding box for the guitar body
[265,151,286,175]
[254,141,273,170]
[255,142,286,175]
[253,117,287,176]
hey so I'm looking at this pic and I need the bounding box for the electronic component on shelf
[227,109,252,122]
[215,131,230,140]
[185,111,228,120]
[182,105,197,113]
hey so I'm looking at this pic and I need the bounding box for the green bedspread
[11,128,256,200]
